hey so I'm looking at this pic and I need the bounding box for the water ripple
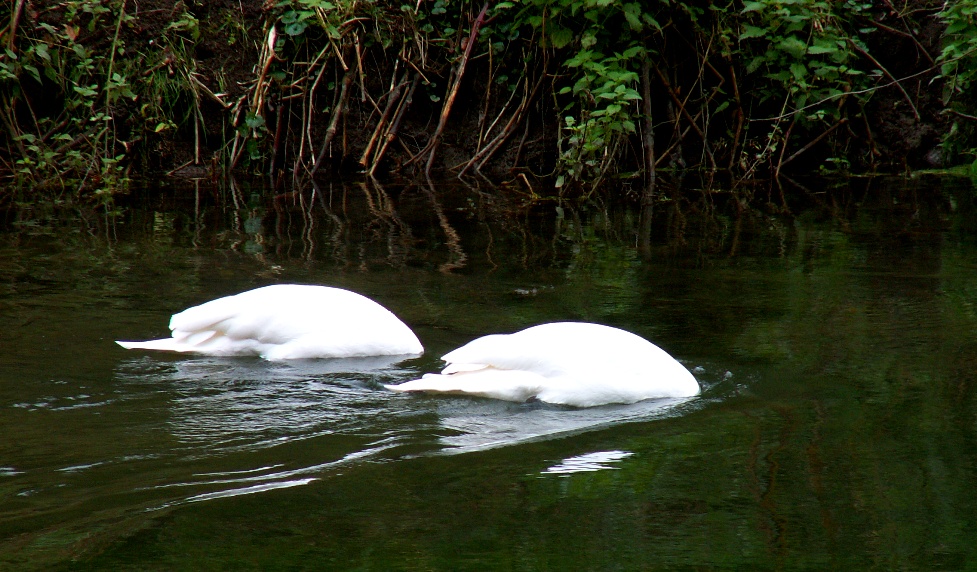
[106,355,732,509]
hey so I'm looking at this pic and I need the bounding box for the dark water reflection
[1,176,976,569]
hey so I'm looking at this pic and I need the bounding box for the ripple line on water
[184,478,319,503]
[145,440,404,510]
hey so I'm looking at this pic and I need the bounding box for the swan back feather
[117,284,422,360]
[387,322,698,407]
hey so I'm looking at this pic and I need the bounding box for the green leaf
[739,25,767,41]
[778,36,808,58]
[807,42,837,55]
[548,27,574,49]
[73,85,98,98]
[642,13,661,31]
[946,20,969,35]
[623,11,642,31]
[620,45,644,59]
[565,50,595,68]
[742,1,766,13]
[23,64,40,83]
[284,21,308,36]
[34,44,50,62]
[621,88,642,101]
[789,62,807,81]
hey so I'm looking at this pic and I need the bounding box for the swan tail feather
[385,369,546,403]
[116,338,195,353]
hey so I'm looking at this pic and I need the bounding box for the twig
[7,0,25,54]
[407,1,490,176]
[774,117,797,177]
[269,96,284,177]
[652,62,716,170]
[370,73,419,175]
[848,39,919,121]
[870,20,934,65]
[459,69,544,176]
[252,25,279,114]
[778,118,848,172]
[189,73,229,108]
[640,57,656,205]
[755,50,949,123]
[948,109,977,122]
[141,52,175,77]
[727,62,744,171]
[359,71,409,167]
[311,66,355,174]
[861,110,879,167]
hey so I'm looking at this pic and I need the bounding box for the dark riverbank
[0,0,970,200]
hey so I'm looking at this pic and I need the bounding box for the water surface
[1,177,976,569]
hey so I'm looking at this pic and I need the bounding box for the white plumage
[116,284,423,360]
[385,322,699,407]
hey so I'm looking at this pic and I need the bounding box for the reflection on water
[426,395,701,453]
[109,351,713,510]
[2,175,977,569]
[541,450,634,475]
[117,355,420,452]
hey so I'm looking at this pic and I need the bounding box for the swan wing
[394,322,698,406]
[118,284,422,359]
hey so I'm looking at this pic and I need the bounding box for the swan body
[386,322,698,407]
[116,284,423,360]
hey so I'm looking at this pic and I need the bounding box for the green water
[2,177,976,570]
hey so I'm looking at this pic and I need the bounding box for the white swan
[116,284,423,360]
[386,322,698,407]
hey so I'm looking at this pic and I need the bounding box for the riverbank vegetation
[0,0,972,200]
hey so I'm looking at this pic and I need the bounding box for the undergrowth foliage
[938,0,977,164]
[0,0,966,199]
